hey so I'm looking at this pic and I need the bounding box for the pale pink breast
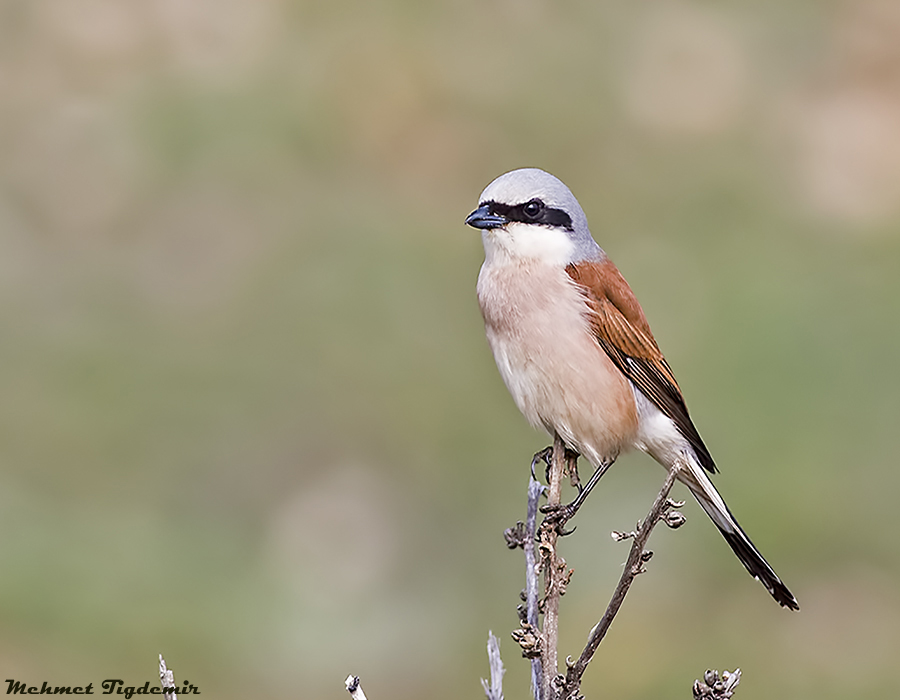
[477,261,639,466]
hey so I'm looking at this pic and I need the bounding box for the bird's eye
[523,200,543,219]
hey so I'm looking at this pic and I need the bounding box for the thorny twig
[504,462,546,694]
[523,467,547,698]
[559,467,684,699]
[506,447,688,698]
[538,435,568,699]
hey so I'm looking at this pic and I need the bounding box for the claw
[564,448,581,489]
[540,502,578,535]
[531,446,553,480]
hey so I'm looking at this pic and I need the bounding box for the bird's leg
[541,457,615,533]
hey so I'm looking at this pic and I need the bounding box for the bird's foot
[539,500,579,536]
[531,446,553,481]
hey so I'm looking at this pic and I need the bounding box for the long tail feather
[678,462,799,610]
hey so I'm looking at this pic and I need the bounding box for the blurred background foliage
[1,0,899,698]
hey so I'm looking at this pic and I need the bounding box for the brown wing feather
[566,260,717,474]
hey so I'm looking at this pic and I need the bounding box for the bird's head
[465,168,602,265]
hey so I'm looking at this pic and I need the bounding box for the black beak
[465,204,507,230]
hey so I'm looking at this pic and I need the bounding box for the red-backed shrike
[466,168,798,610]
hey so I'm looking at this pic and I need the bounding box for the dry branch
[560,466,682,698]
[158,655,177,700]
[538,435,569,698]
[344,675,368,700]
[481,632,506,700]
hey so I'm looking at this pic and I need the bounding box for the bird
[465,167,798,610]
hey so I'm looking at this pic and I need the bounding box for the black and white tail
[679,461,799,610]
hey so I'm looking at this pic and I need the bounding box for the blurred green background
[2,0,899,698]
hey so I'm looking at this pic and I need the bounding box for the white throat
[481,222,575,267]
